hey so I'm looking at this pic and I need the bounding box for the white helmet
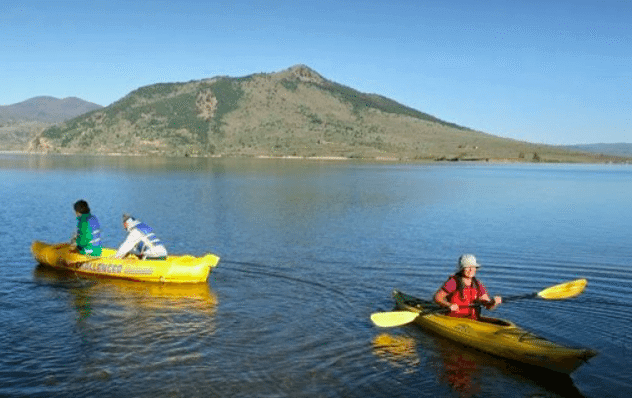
[456,254,481,272]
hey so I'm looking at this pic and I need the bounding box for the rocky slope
[27,66,624,162]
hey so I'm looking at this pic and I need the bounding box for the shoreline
[2,150,630,165]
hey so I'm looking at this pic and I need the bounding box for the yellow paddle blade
[537,278,587,300]
[370,311,418,328]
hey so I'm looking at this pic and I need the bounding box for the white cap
[456,254,481,271]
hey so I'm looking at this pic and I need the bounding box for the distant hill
[27,65,627,163]
[560,143,632,158]
[0,97,103,151]
[0,96,102,123]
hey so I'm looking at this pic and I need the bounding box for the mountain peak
[0,96,103,123]
[278,64,326,84]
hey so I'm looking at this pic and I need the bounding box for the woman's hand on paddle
[478,294,502,310]
[487,296,502,310]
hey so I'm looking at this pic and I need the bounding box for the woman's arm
[435,289,459,312]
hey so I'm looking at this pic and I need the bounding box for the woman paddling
[434,254,502,319]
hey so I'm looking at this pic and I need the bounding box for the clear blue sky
[2,0,630,144]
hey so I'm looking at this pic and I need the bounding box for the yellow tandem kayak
[32,241,220,283]
[393,289,596,374]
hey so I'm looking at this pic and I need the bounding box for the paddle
[502,278,587,302]
[370,307,451,327]
[370,278,588,328]
[371,311,421,328]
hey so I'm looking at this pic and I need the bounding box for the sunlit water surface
[0,154,630,398]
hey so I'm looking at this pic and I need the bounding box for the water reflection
[371,333,420,373]
[0,153,182,171]
[431,337,484,398]
[32,265,220,384]
[372,331,485,397]
[427,334,586,398]
[33,265,218,316]
[371,331,497,397]
[372,328,587,398]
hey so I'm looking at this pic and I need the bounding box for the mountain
[28,65,626,162]
[0,96,102,123]
[560,143,632,158]
[0,97,103,151]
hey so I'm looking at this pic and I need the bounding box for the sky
[1,0,630,145]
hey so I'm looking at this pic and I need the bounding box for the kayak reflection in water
[434,254,502,319]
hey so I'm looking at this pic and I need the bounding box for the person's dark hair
[73,200,91,214]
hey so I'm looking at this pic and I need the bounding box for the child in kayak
[114,214,168,260]
[71,199,102,256]
[434,254,502,319]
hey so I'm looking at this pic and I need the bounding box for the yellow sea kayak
[32,241,220,283]
[393,290,596,374]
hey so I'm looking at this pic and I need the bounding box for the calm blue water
[0,154,630,398]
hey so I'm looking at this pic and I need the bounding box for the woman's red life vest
[441,276,487,319]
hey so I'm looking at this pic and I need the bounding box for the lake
[0,154,630,398]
